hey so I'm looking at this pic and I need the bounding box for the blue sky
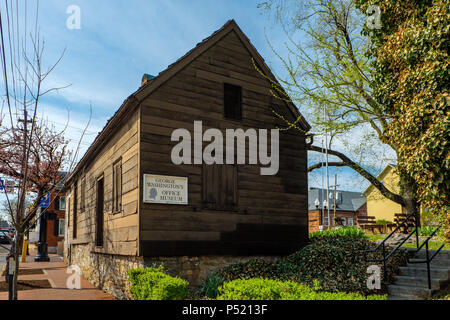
[0,0,386,216]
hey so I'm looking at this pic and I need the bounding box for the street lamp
[34,209,50,262]
[314,198,320,209]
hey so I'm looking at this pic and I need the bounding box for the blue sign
[40,193,51,208]
[0,179,4,191]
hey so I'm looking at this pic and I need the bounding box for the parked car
[0,230,10,244]
[8,228,15,239]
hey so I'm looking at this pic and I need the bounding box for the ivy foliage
[200,236,406,298]
[355,0,450,238]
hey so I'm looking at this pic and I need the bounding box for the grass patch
[401,240,450,251]
[367,233,450,251]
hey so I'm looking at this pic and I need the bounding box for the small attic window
[224,83,242,120]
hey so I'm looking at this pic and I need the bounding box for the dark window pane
[202,164,238,210]
[224,83,242,120]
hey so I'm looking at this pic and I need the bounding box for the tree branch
[308,161,347,172]
[308,144,405,206]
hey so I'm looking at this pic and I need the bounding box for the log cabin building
[63,20,311,299]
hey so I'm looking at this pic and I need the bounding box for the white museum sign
[143,174,188,205]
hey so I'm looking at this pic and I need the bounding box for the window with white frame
[324,216,329,226]
[341,218,347,226]
[59,196,66,210]
[348,218,354,226]
[58,219,65,237]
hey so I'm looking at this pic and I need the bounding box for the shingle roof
[308,188,366,212]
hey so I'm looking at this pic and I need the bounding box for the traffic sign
[39,193,51,208]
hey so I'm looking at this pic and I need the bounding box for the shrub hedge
[217,278,387,300]
[128,265,189,300]
[309,226,368,239]
[201,236,406,298]
[376,219,394,225]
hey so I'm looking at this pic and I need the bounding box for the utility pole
[324,107,330,230]
[330,174,340,227]
[321,140,325,229]
[18,110,33,228]
[13,110,33,300]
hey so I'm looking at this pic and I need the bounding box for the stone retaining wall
[68,244,144,300]
[67,243,280,300]
[143,255,281,287]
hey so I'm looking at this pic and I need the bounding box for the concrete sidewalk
[0,252,115,300]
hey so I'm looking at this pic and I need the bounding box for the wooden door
[95,177,104,247]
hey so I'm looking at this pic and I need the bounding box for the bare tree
[0,2,89,299]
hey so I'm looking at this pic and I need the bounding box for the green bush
[203,236,406,296]
[128,265,189,300]
[309,226,368,239]
[282,236,406,294]
[200,272,225,299]
[415,226,442,237]
[217,278,387,300]
[376,219,394,225]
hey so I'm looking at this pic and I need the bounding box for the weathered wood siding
[66,107,140,256]
[139,30,309,256]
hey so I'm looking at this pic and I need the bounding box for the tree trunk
[399,173,421,228]
[12,232,23,300]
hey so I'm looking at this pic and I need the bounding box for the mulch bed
[0,279,52,292]
[1,269,45,276]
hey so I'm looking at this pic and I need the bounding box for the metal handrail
[365,211,417,258]
[412,224,442,252]
[364,211,444,291]
[364,211,418,282]
[406,224,444,290]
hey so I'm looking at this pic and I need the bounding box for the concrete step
[387,284,433,299]
[408,258,450,268]
[394,275,444,290]
[410,249,450,260]
[387,295,423,300]
[399,266,450,279]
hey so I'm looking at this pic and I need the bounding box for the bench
[394,213,416,234]
[357,215,385,234]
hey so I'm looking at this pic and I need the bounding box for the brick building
[308,188,367,233]
[30,192,67,254]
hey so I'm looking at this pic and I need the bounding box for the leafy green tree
[258,0,444,224]
[354,0,449,238]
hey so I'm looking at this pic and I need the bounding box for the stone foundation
[68,243,280,300]
[143,255,281,287]
[69,244,144,300]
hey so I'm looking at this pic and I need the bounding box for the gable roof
[308,188,366,212]
[64,19,311,187]
[363,164,397,195]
